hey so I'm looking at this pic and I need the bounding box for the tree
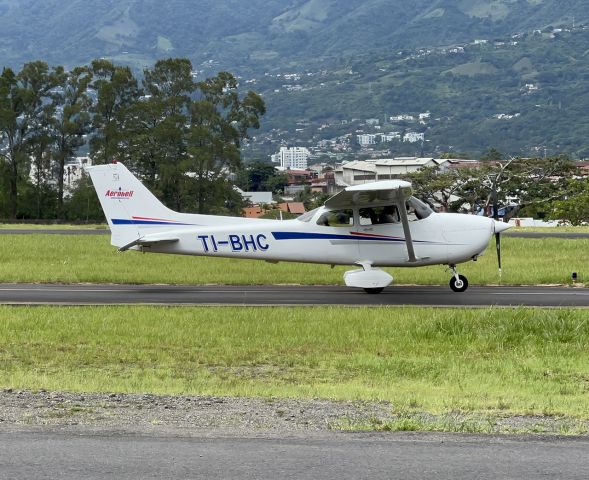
[49,65,93,215]
[235,161,281,192]
[549,178,589,225]
[404,166,476,212]
[90,59,139,165]
[28,125,53,219]
[0,62,54,218]
[500,156,576,218]
[123,59,195,206]
[480,147,503,161]
[185,71,265,213]
[63,175,104,222]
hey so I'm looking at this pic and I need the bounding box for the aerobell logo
[105,188,134,198]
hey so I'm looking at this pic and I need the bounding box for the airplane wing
[324,180,412,209]
[324,180,418,262]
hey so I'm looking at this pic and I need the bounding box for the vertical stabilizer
[86,162,190,248]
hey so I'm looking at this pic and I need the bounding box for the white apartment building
[380,132,401,142]
[271,146,310,169]
[403,132,425,143]
[357,134,377,146]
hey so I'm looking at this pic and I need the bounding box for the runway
[0,283,587,307]
[1,430,588,480]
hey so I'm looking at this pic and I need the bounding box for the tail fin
[86,162,194,248]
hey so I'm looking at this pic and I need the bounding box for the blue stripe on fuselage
[271,231,406,242]
[111,218,195,226]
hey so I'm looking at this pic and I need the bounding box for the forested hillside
[1,0,589,158]
[252,26,589,158]
[0,0,586,70]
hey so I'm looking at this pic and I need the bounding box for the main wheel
[449,275,468,292]
[363,287,384,294]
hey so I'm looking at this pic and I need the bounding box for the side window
[316,209,354,227]
[359,205,399,225]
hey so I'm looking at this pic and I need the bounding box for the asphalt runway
[0,283,587,307]
[1,430,588,480]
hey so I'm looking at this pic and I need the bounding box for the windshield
[296,207,320,222]
[406,196,433,220]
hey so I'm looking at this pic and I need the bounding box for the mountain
[244,24,589,159]
[0,0,587,70]
[2,0,589,158]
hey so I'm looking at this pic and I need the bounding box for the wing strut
[396,189,417,263]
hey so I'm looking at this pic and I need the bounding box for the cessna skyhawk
[87,162,510,293]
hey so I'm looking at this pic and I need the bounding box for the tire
[449,275,468,293]
[363,287,384,294]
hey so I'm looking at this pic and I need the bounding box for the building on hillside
[403,132,425,143]
[379,132,401,142]
[357,134,377,146]
[271,146,310,169]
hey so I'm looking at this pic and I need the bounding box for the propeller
[495,232,502,277]
[493,221,511,277]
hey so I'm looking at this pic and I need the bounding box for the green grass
[0,234,587,285]
[334,413,589,435]
[0,223,106,230]
[1,306,589,418]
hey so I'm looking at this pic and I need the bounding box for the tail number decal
[198,234,269,253]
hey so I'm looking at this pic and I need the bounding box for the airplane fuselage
[88,162,509,292]
[131,208,494,267]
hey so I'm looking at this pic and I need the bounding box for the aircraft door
[314,208,360,260]
[357,205,408,264]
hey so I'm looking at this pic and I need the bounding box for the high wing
[324,180,412,209]
[324,180,418,262]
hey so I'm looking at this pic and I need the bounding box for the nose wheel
[448,265,468,292]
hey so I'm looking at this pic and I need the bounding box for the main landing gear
[363,287,384,294]
[448,264,469,292]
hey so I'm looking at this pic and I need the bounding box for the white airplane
[86,162,511,294]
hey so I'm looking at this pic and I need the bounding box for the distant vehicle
[87,162,510,293]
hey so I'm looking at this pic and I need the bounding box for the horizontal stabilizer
[118,236,179,252]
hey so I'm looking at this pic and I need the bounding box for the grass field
[0,233,587,285]
[0,224,106,230]
[1,305,588,420]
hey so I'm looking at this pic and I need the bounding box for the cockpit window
[297,207,319,223]
[406,196,433,220]
[316,209,354,227]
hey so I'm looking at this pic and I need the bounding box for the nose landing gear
[448,264,469,292]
